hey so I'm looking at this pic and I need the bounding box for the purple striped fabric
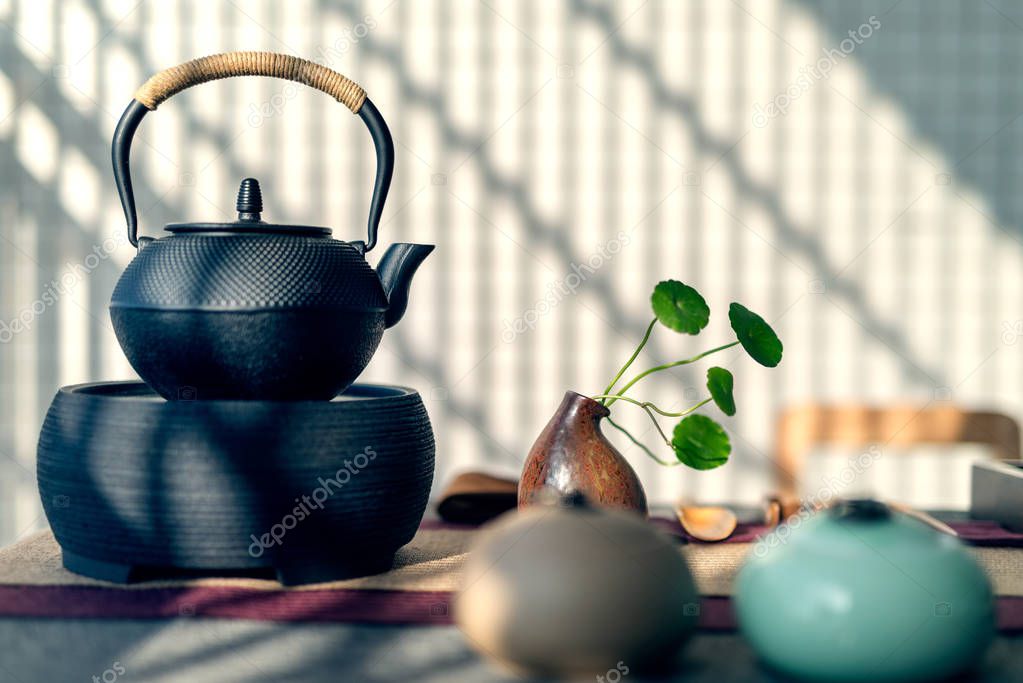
[1,518,1020,629]
[0,586,1019,631]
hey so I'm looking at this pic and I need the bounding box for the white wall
[2,0,1021,546]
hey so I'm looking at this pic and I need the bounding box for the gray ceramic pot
[455,494,697,677]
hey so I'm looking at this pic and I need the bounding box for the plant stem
[605,340,740,407]
[606,417,681,467]
[605,395,671,444]
[600,318,657,405]
[680,397,713,415]
[590,395,710,418]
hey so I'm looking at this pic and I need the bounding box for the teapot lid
[165,178,332,237]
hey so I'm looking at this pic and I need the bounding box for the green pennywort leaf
[671,414,731,470]
[706,367,736,416]
[728,303,783,368]
[651,280,710,335]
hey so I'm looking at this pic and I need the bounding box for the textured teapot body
[110,229,395,401]
[735,501,995,682]
[112,231,389,312]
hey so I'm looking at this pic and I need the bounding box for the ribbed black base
[60,548,398,586]
[38,382,434,585]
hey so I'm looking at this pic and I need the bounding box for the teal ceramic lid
[735,500,995,683]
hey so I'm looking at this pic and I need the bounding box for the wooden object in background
[774,404,1021,498]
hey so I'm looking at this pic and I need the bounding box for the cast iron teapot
[108,52,433,400]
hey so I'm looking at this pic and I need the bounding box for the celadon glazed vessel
[735,499,995,683]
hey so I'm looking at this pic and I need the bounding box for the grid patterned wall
[2,0,1022,546]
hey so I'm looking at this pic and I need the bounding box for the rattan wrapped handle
[113,52,393,250]
[134,51,367,112]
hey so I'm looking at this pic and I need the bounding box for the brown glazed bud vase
[519,391,648,514]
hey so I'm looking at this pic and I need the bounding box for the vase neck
[556,391,610,428]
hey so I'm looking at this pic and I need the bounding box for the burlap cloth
[1,526,1020,598]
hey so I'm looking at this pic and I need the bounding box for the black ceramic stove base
[61,549,398,587]
[39,381,435,589]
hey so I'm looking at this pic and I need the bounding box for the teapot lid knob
[236,178,263,222]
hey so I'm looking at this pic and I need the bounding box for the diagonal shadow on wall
[302,0,956,473]
[568,0,949,390]
[2,0,961,476]
[794,0,1023,241]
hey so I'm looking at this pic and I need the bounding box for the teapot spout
[377,243,434,328]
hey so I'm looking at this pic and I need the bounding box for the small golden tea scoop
[675,504,738,541]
